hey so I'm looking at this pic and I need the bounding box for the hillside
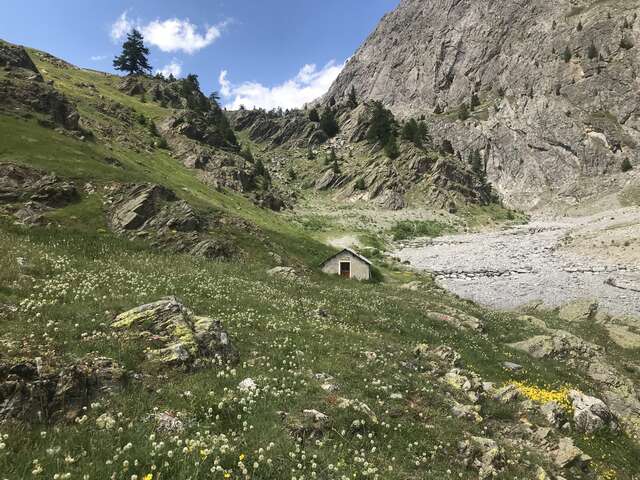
[324,0,640,210]
[0,38,640,480]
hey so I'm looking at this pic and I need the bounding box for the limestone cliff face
[325,0,640,208]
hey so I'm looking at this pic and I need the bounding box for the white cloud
[110,12,227,54]
[220,61,346,110]
[110,11,133,42]
[218,70,231,96]
[90,55,107,62]
[156,60,183,78]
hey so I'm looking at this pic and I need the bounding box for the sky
[0,1,398,109]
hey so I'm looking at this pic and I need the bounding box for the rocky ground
[395,207,640,317]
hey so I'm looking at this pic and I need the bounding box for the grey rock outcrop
[0,357,125,423]
[324,0,640,209]
[106,183,235,260]
[0,39,80,131]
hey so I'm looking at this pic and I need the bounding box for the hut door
[340,261,351,279]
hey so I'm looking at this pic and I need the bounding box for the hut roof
[321,248,373,267]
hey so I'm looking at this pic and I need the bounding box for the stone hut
[321,248,372,280]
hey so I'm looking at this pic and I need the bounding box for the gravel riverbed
[395,209,640,317]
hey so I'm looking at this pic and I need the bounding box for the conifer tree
[562,46,573,63]
[113,29,152,76]
[458,103,470,121]
[587,42,598,60]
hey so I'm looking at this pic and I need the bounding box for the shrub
[384,136,400,159]
[354,178,366,190]
[587,42,598,59]
[320,109,339,137]
[308,108,320,122]
[458,103,470,121]
[620,36,635,50]
[390,220,452,241]
[621,158,633,172]
[562,46,572,63]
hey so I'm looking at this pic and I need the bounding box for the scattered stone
[155,411,185,434]
[493,384,520,404]
[502,361,522,372]
[413,343,430,357]
[112,297,238,369]
[426,310,484,332]
[540,401,566,428]
[458,436,503,479]
[451,401,483,423]
[266,266,298,279]
[553,437,591,469]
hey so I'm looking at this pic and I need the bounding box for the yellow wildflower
[509,381,572,411]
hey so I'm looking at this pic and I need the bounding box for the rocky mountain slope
[325,0,640,209]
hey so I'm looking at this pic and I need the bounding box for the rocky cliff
[325,0,640,209]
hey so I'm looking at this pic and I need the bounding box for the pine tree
[621,158,633,172]
[113,29,152,76]
[320,109,339,137]
[308,108,320,122]
[347,86,358,109]
[307,146,315,160]
[562,46,573,63]
[577,21,583,32]
[329,148,340,173]
[354,178,366,190]
[240,145,254,163]
[471,150,484,175]
[587,42,598,60]
[367,101,395,146]
[440,140,454,155]
[401,119,419,143]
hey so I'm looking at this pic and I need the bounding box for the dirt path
[395,208,640,316]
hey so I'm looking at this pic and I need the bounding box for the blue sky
[0,0,398,108]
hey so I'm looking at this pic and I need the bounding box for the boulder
[0,357,125,424]
[558,300,598,323]
[451,401,483,423]
[568,390,615,433]
[426,310,484,332]
[108,184,177,232]
[508,331,601,360]
[112,298,238,368]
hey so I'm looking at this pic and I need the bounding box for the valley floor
[395,207,640,317]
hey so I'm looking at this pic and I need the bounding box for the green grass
[1,222,639,479]
[389,219,454,241]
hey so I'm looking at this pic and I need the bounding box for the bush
[622,158,633,172]
[320,109,339,137]
[620,36,635,50]
[587,42,598,59]
[390,220,452,241]
[354,178,366,190]
[308,108,320,122]
[562,46,572,63]
[384,136,400,159]
[458,103,470,121]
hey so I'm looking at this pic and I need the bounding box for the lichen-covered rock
[0,357,125,424]
[508,331,601,360]
[558,299,598,323]
[568,390,616,433]
[112,298,238,368]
